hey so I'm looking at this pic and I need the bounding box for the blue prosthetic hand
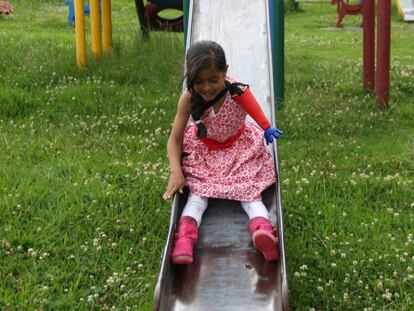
[264,127,284,145]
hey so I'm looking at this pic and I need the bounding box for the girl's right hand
[163,170,185,200]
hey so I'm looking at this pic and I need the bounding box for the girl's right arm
[163,92,191,200]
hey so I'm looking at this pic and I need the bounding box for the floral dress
[181,88,276,202]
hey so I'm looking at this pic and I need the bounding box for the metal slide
[154,0,288,310]
[396,0,414,21]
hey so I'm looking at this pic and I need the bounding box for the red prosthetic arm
[232,86,271,130]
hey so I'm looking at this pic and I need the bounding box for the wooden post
[362,0,375,91]
[90,0,103,61]
[102,0,112,53]
[74,0,87,68]
[376,0,391,108]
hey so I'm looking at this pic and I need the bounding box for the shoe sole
[171,255,193,265]
[253,229,279,261]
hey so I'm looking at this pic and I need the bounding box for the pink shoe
[248,217,279,261]
[171,216,198,265]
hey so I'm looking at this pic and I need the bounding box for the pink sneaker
[171,216,198,265]
[248,217,279,261]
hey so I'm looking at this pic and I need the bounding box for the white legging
[181,194,270,227]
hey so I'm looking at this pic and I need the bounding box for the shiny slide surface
[154,1,288,310]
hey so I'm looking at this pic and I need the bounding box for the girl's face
[193,65,228,102]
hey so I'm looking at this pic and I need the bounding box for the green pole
[271,0,285,104]
[134,0,149,40]
[183,0,190,50]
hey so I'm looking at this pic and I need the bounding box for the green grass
[0,1,413,310]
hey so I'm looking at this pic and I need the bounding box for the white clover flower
[27,248,37,257]
[343,292,349,301]
[377,279,383,290]
[382,289,392,301]
[107,276,115,286]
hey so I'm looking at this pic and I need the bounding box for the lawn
[0,1,413,310]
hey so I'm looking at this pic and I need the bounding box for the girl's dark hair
[185,41,227,137]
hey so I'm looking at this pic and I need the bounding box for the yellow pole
[90,0,103,62]
[102,0,112,53]
[396,0,404,17]
[74,0,87,68]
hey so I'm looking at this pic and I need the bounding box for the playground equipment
[396,0,414,21]
[153,0,288,310]
[64,0,90,27]
[134,0,183,39]
[0,0,12,14]
[330,0,391,108]
[73,0,112,68]
[361,0,391,108]
[331,0,363,27]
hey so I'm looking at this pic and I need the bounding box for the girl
[163,40,283,265]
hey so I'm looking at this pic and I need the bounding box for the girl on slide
[163,40,283,264]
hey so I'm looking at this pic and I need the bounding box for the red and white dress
[181,89,276,202]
